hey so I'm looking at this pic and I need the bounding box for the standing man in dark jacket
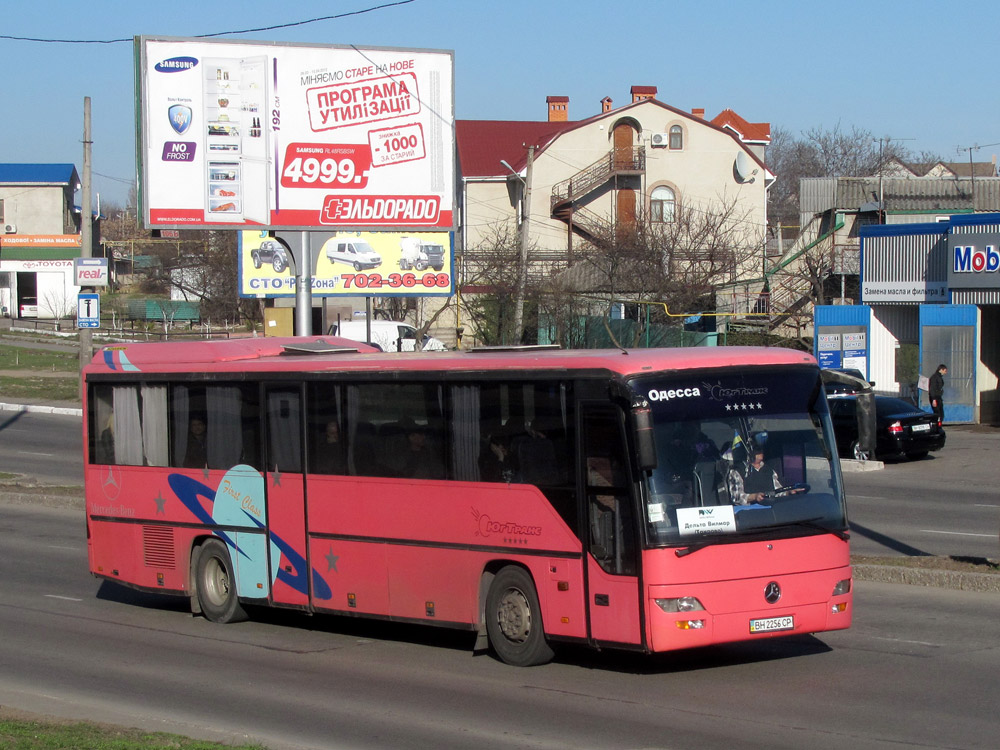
[929,364,947,422]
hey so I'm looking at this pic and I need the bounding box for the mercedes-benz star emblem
[764,581,782,604]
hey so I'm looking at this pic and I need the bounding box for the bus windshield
[631,367,846,547]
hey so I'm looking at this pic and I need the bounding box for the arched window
[669,124,683,150]
[651,186,676,223]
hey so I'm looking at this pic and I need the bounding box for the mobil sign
[73,257,109,287]
[948,231,1000,289]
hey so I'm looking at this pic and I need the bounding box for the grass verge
[0,711,266,749]
[0,375,80,402]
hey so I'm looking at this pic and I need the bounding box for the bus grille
[143,526,176,569]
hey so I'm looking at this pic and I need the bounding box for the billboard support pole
[295,232,313,336]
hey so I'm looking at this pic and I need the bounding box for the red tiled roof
[456,120,573,176]
[457,102,770,177]
[710,109,771,143]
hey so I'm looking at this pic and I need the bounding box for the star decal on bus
[326,548,340,572]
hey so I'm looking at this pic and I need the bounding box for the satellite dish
[733,151,758,184]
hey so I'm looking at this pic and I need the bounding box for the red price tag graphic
[369,123,426,168]
[281,143,372,189]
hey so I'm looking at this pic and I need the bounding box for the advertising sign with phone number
[137,37,454,231]
[239,230,454,298]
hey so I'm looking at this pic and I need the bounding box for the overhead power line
[0,1,416,44]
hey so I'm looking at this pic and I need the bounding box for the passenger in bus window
[398,418,445,479]
[96,413,115,465]
[313,420,347,474]
[480,428,517,483]
[184,417,209,469]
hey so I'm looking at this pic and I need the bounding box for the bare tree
[542,199,765,348]
[766,123,938,231]
[460,220,532,345]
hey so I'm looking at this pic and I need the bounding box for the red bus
[83,338,851,666]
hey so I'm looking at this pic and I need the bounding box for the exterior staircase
[550,147,645,240]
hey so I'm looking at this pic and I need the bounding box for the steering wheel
[768,482,810,498]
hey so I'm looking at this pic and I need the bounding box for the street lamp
[501,146,534,344]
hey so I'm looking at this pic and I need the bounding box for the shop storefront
[814,214,1000,424]
[0,235,81,320]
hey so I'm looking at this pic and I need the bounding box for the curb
[852,563,1000,593]
[840,458,885,472]
[0,402,82,417]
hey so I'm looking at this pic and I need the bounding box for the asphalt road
[0,410,83,486]
[843,426,1000,560]
[1,503,998,750]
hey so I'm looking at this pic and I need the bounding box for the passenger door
[580,405,642,646]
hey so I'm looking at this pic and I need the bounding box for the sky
[3,0,999,207]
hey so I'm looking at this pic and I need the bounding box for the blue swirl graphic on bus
[102,349,140,372]
[167,472,331,600]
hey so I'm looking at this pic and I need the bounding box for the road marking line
[920,530,997,538]
[974,504,1000,508]
[45,595,83,602]
[20,452,55,457]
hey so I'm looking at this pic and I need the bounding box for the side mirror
[632,400,658,471]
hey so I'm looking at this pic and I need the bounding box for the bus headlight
[831,579,851,596]
[654,596,705,613]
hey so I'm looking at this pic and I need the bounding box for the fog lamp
[831,602,848,614]
[675,619,706,630]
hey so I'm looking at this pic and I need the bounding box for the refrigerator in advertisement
[203,56,270,224]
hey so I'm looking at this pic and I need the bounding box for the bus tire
[195,538,247,624]
[485,566,553,667]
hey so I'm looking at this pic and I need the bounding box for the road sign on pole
[78,293,100,328]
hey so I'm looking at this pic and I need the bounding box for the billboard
[240,231,453,298]
[137,37,454,231]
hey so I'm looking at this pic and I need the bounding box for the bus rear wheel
[485,566,553,667]
[195,538,247,624]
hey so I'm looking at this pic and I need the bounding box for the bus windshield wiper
[773,517,850,541]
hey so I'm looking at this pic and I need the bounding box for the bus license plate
[749,615,794,634]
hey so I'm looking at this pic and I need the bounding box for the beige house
[436,86,772,347]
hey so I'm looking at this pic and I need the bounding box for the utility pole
[511,144,534,344]
[79,96,93,372]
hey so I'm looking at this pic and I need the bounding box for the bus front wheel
[195,538,247,624]
[485,566,554,667]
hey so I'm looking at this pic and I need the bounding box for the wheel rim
[496,587,532,644]
[203,555,231,608]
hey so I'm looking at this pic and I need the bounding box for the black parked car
[250,240,289,273]
[827,394,945,461]
[822,367,873,395]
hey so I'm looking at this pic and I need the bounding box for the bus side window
[266,387,302,474]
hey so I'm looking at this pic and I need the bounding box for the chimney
[630,85,657,103]
[601,96,613,113]
[546,95,569,122]
[692,107,705,119]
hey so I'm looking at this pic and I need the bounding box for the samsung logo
[155,57,199,73]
